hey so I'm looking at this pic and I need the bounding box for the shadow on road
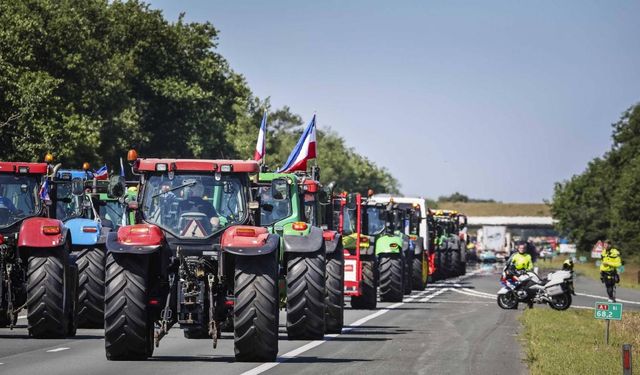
[284,356,372,364]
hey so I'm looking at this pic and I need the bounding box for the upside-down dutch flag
[277,114,317,173]
[95,165,108,180]
[254,111,267,162]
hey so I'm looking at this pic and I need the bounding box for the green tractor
[256,169,344,337]
[432,210,467,279]
[362,199,411,302]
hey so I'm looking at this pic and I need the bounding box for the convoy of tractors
[0,148,469,362]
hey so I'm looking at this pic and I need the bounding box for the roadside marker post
[622,344,632,375]
[594,302,623,345]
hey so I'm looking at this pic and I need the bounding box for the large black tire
[27,252,72,338]
[286,250,326,340]
[449,249,460,277]
[234,253,279,362]
[104,253,154,360]
[76,247,105,328]
[412,253,426,291]
[379,254,403,302]
[324,248,344,334]
[403,250,413,295]
[435,250,446,280]
[350,257,377,309]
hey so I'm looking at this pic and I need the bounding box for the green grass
[539,255,640,290]
[436,201,551,216]
[520,309,640,375]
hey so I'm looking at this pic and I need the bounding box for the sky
[148,0,640,202]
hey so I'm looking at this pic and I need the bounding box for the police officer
[510,242,533,273]
[600,240,622,302]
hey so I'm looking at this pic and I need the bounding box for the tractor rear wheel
[351,257,377,309]
[324,247,344,334]
[104,253,154,360]
[403,250,413,295]
[450,250,461,277]
[286,249,326,340]
[27,251,72,338]
[234,253,279,362]
[379,253,403,302]
[76,247,105,328]
[412,253,426,291]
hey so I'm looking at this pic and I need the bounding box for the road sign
[591,240,603,259]
[594,302,623,320]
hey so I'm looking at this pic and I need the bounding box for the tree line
[0,0,399,194]
[552,103,640,259]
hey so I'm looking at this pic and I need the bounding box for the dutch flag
[278,114,317,173]
[95,165,108,180]
[254,111,267,162]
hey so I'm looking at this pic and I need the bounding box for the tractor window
[365,207,385,235]
[99,200,126,229]
[54,181,83,221]
[342,207,357,235]
[0,174,41,228]
[258,185,291,226]
[142,173,246,238]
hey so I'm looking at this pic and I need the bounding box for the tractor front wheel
[76,246,105,328]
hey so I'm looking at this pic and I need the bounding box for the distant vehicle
[478,250,497,263]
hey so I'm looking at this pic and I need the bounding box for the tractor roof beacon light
[44,153,54,164]
[82,162,90,171]
[127,149,138,163]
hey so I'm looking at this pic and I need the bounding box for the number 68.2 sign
[594,302,623,321]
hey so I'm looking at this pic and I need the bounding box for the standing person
[600,240,622,302]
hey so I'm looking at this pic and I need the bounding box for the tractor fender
[106,224,164,254]
[65,217,103,246]
[222,225,279,256]
[375,235,403,256]
[283,226,324,253]
[18,217,69,248]
[323,231,342,254]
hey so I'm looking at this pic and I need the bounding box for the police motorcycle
[497,258,573,310]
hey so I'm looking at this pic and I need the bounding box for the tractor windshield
[257,185,291,226]
[342,207,357,235]
[54,181,83,222]
[142,173,246,238]
[99,200,127,229]
[0,174,41,228]
[365,206,385,235]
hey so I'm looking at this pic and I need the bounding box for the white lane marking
[418,288,450,303]
[451,288,495,300]
[241,288,437,375]
[431,300,492,304]
[46,347,69,353]
[461,288,495,297]
[575,292,640,305]
[17,315,27,320]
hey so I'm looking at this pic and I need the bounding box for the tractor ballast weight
[0,161,78,338]
[103,156,280,362]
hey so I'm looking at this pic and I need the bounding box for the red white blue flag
[254,111,267,162]
[278,114,317,173]
[95,165,108,180]
[39,180,50,201]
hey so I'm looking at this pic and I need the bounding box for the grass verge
[538,255,640,290]
[520,308,640,374]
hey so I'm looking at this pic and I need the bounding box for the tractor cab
[0,162,47,233]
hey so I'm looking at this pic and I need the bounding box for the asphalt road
[0,264,637,374]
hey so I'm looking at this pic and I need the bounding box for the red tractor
[103,152,280,362]
[0,158,78,338]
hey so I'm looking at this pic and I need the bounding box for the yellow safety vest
[600,248,622,272]
[511,253,533,271]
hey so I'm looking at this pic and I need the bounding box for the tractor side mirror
[71,178,84,196]
[270,178,289,201]
[108,175,126,198]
